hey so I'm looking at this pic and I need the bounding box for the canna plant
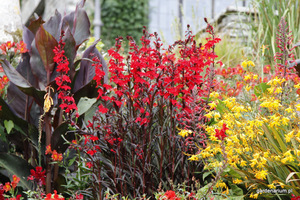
[0,0,107,194]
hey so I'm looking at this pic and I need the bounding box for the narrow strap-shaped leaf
[0,153,33,190]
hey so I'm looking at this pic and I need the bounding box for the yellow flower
[245,84,251,92]
[242,60,248,68]
[282,150,295,163]
[285,130,294,143]
[242,60,255,68]
[216,180,227,189]
[268,183,276,189]
[278,182,285,188]
[44,95,53,113]
[296,104,300,111]
[209,91,220,99]
[250,193,259,199]
[214,112,221,120]
[274,87,283,94]
[248,60,255,67]
[255,170,268,180]
[281,117,289,126]
[178,129,192,137]
[244,74,252,81]
[240,160,247,167]
[294,83,300,89]
[223,97,236,110]
[285,107,294,113]
[208,101,217,110]
[204,112,213,119]
[188,155,199,161]
[233,179,242,184]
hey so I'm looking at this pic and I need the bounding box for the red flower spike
[53,32,78,118]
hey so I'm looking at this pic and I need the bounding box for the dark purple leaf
[51,122,74,153]
[76,0,86,8]
[62,8,90,47]
[44,10,62,41]
[1,59,45,106]
[73,79,98,102]
[0,97,39,148]
[1,59,31,88]
[16,53,38,87]
[30,40,47,88]
[22,26,34,52]
[35,25,58,75]
[27,16,45,35]
[62,28,76,79]
[73,42,107,93]
[7,54,42,125]
[7,83,34,120]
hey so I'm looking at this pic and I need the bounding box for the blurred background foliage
[249,0,300,65]
[100,0,149,48]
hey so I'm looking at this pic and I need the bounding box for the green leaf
[254,82,270,97]
[4,120,14,134]
[229,184,244,196]
[0,153,33,190]
[216,100,227,114]
[0,125,7,143]
[202,171,212,181]
[77,97,97,116]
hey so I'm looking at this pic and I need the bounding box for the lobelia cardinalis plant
[0,1,221,199]
[0,0,107,195]
[68,19,222,199]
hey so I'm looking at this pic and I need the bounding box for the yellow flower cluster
[178,129,192,137]
[244,73,258,81]
[260,97,282,111]
[189,76,300,198]
[242,60,255,68]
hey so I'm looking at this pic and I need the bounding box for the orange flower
[263,65,271,74]
[51,150,63,161]
[6,41,14,49]
[16,41,28,54]
[45,144,52,155]
[236,66,244,75]
[221,68,227,77]
[4,182,11,192]
[11,175,20,189]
